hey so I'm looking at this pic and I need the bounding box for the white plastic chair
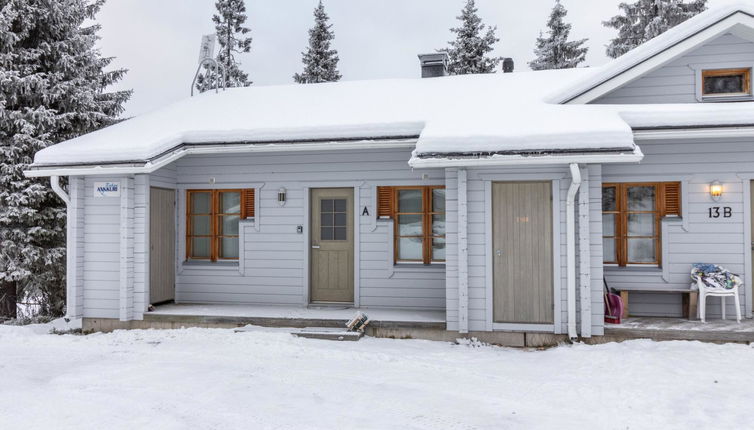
[691,264,741,323]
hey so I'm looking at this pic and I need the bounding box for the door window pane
[627,186,655,211]
[398,214,423,236]
[627,238,656,263]
[602,187,616,211]
[191,192,211,214]
[191,215,211,235]
[321,227,333,241]
[220,237,239,259]
[334,213,347,228]
[603,238,616,262]
[602,214,615,237]
[334,227,347,241]
[321,199,333,212]
[432,189,446,212]
[432,238,446,261]
[220,192,240,214]
[334,199,346,213]
[321,213,333,227]
[398,189,422,212]
[628,213,654,236]
[191,238,211,258]
[398,237,423,260]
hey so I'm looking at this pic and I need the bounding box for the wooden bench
[616,287,699,320]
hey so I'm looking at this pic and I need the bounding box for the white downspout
[50,175,71,206]
[566,164,582,340]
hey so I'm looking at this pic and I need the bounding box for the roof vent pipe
[502,57,514,73]
[418,53,449,78]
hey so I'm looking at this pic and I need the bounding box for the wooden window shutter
[241,189,255,219]
[661,182,681,217]
[377,186,395,218]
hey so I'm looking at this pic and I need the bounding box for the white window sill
[182,260,240,269]
[393,264,446,272]
[604,266,662,274]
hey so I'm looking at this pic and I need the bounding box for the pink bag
[604,281,624,324]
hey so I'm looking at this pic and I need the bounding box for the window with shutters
[602,182,680,266]
[186,189,254,261]
[376,186,445,264]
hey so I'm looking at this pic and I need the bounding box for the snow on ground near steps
[1,326,753,430]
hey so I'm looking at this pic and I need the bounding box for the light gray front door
[492,182,553,324]
[150,187,176,304]
[310,188,354,303]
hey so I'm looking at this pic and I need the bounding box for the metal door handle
[312,245,321,249]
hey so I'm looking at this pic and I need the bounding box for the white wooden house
[26,3,754,342]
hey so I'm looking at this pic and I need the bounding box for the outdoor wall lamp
[278,187,287,206]
[709,180,723,201]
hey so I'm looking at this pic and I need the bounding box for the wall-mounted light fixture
[278,187,287,206]
[709,180,723,201]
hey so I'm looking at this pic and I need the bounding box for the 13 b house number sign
[708,206,733,218]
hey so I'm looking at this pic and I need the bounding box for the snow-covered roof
[27,1,754,175]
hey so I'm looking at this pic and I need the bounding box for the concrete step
[292,327,364,341]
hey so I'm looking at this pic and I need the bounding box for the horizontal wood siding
[83,176,123,318]
[603,137,754,317]
[595,34,754,104]
[171,148,446,310]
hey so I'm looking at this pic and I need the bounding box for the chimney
[418,53,449,78]
[502,57,514,73]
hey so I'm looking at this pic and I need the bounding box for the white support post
[119,177,134,322]
[578,166,592,338]
[458,168,469,334]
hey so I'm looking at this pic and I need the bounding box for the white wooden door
[150,187,176,304]
[492,182,553,324]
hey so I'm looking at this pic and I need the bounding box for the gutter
[566,164,581,340]
[409,147,644,169]
[50,176,71,206]
[633,125,754,141]
[50,176,75,320]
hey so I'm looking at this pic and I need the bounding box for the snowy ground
[1,324,753,430]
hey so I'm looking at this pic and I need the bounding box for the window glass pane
[432,238,446,261]
[321,199,333,212]
[432,189,446,212]
[191,237,210,258]
[602,214,615,237]
[191,215,211,235]
[627,186,655,211]
[321,213,333,227]
[220,192,240,214]
[432,214,445,235]
[219,237,239,259]
[220,215,239,235]
[191,192,211,214]
[602,187,616,211]
[398,237,423,260]
[398,189,422,213]
[334,199,346,213]
[398,214,423,236]
[321,227,333,241]
[627,238,656,263]
[334,213,347,228]
[334,227,346,241]
[628,213,654,236]
[603,238,616,262]
[704,73,746,94]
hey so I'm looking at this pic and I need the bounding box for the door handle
[312,245,321,249]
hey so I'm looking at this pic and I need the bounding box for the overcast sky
[96,0,727,116]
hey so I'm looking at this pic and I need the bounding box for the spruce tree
[0,0,130,319]
[604,0,707,58]
[529,0,588,71]
[441,0,502,75]
[294,1,341,84]
[197,0,253,92]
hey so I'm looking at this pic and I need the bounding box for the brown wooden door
[492,182,553,324]
[310,188,354,303]
[150,187,176,304]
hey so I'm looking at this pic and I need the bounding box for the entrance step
[292,327,364,341]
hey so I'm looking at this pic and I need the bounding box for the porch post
[458,168,469,334]
[578,166,592,338]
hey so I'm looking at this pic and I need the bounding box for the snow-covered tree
[529,0,588,71]
[604,0,707,58]
[294,1,341,84]
[0,0,130,319]
[197,0,253,92]
[441,0,502,75]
